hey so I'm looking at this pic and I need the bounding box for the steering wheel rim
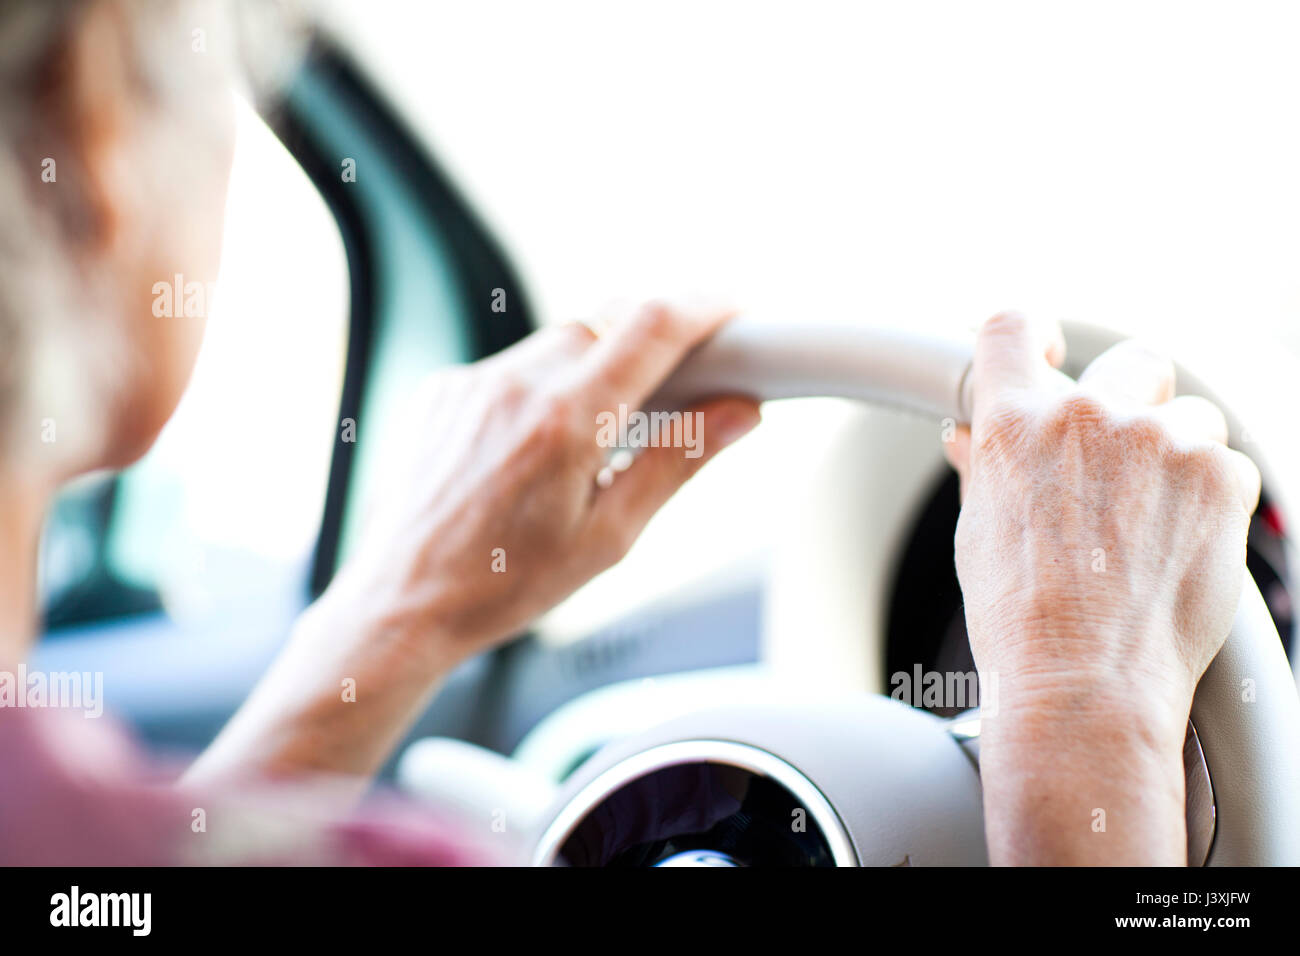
[533,320,1300,866]
[683,318,1300,865]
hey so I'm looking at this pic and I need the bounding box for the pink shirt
[0,707,488,866]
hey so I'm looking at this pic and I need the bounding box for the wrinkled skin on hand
[944,312,1259,865]
[189,301,761,787]
[332,303,763,669]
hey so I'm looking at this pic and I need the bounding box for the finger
[574,300,737,411]
[1220,446,1262,514]
[487,321,596,375]
[1077,339,1176,407]
[1147,395,1229,447]
[590,396,760,551]
[971,311,1067,424]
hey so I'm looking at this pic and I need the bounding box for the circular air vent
[533,740,858,867]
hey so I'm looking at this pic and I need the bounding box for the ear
[39,0,143,251]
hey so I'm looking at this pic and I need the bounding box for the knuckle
[976,396,1033,455]
[631,299,683,341]
[1041,395,1181,462]
[1177,444,1241,503]
[1044,392,1110,436]
[1114,413,1173,458]
[494,373,531,409]
[543,389,577,423]
[980,310,1031,340]
[525,393,580,448]
[557,320,598,353]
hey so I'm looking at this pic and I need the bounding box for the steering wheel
[524,320,1300,866]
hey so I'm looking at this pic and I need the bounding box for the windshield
[328,0,1300,637]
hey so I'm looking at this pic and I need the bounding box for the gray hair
[0,0,303,473]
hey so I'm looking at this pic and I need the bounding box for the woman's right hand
[189,301,759,786]
[327,301,762,672]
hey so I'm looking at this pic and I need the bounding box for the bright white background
[109,101,348,622]
[330,0,1300,344]
[319,1,1300,638]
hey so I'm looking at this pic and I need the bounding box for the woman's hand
[945,312,1260,865]
[329,301,762,666]
[187,302,759,788]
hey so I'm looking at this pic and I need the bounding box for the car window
[39,100,349,632]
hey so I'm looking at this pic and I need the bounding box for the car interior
[29,5,1300,867]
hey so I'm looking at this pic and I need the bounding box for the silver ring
[594,448,635,489]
